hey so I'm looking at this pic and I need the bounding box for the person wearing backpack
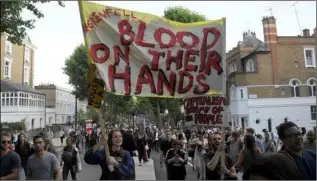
[61,137,82,180]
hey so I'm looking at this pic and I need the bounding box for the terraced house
[226,16,316,134]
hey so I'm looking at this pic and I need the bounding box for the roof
[241,30,265,47]
[1,79,44,95]
[241,46,270,60]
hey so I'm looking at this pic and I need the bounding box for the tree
[63,44,88,100]
[1,1,65,45]
[163,6,206,23]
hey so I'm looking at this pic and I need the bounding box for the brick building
[227,16,316,134]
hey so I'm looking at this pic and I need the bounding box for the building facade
[0,80,46,130]
[34,84,76,125]
[1,33,36,87]
[227,16,316,134]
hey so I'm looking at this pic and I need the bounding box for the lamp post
[132,96,138,131]
[164,109,169,128]
[180,105,185,130]
[74,86,78,131]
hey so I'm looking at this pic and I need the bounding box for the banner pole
[220,17,227,180]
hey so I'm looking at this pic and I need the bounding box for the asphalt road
[57,149,101,180]
[57,147,200,180]
[150,150,199,180]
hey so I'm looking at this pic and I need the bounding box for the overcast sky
[21,1,316,90]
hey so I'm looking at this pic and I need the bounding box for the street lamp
[180,105,185,130]
[164,109,169,128]
[132,96,138,131]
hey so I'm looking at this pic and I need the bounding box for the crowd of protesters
[1,120,316,180]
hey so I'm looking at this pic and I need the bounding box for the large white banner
[81,2,226,97]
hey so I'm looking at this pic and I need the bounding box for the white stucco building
[1,80,46,130]
[35,84,76,125]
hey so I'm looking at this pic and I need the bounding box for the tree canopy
[63,44,88,100]
[164,6,206,23]
[0,1,64,45]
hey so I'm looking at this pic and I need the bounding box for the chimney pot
[303,29,310,37]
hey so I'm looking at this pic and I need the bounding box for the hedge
[0,120,26,131]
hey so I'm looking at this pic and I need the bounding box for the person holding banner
[165,139,187,180]
[203,132,237,180]
[84,130,135,180]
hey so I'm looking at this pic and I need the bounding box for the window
[4,61,11,79]
[307,78,316,96]
[290,79,300,97]
[240,89,244,99]
[24,67,29,84]
[311,106,316,120]
[304,48,316,67]
[230,85,236,100]
[5,40,12,56]
[24,47,30,62]
[31,119,35,129]
[245,59,255,72]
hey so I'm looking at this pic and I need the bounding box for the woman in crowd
[135,128,148,166]
[14,133,34,179]
[60,137,82,180]
[188,133,199,168]
[44,138,58,157]
[84,130,135,180]
[193,141,205,179]
[145,127,153,159]
[234,134,261,175]
[165,139,187,180]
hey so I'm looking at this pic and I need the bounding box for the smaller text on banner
[183,95,226,126]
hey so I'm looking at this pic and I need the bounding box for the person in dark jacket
[14,133,34,179]
[165,139,187,180]
[120,123,137,157]
[61,136,82,180]
[84,130,135,180]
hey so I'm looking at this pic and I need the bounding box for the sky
[22,1,316,90]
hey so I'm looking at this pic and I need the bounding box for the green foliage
[78,109,87,125]
[63,44,88,100]
[86,108,99,124]
[0,119,26,131]
[164,6,206,23]
[0,1,64,45]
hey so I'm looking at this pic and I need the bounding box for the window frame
[24,47,30,62]
[311,106,316,120]
[24,66,30,84]
[303,47,316,68]
[307,78,316,96]
[245,59,255,72]
[4,59,12,79]
[5,39,12,56]
[289,79,301,97]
